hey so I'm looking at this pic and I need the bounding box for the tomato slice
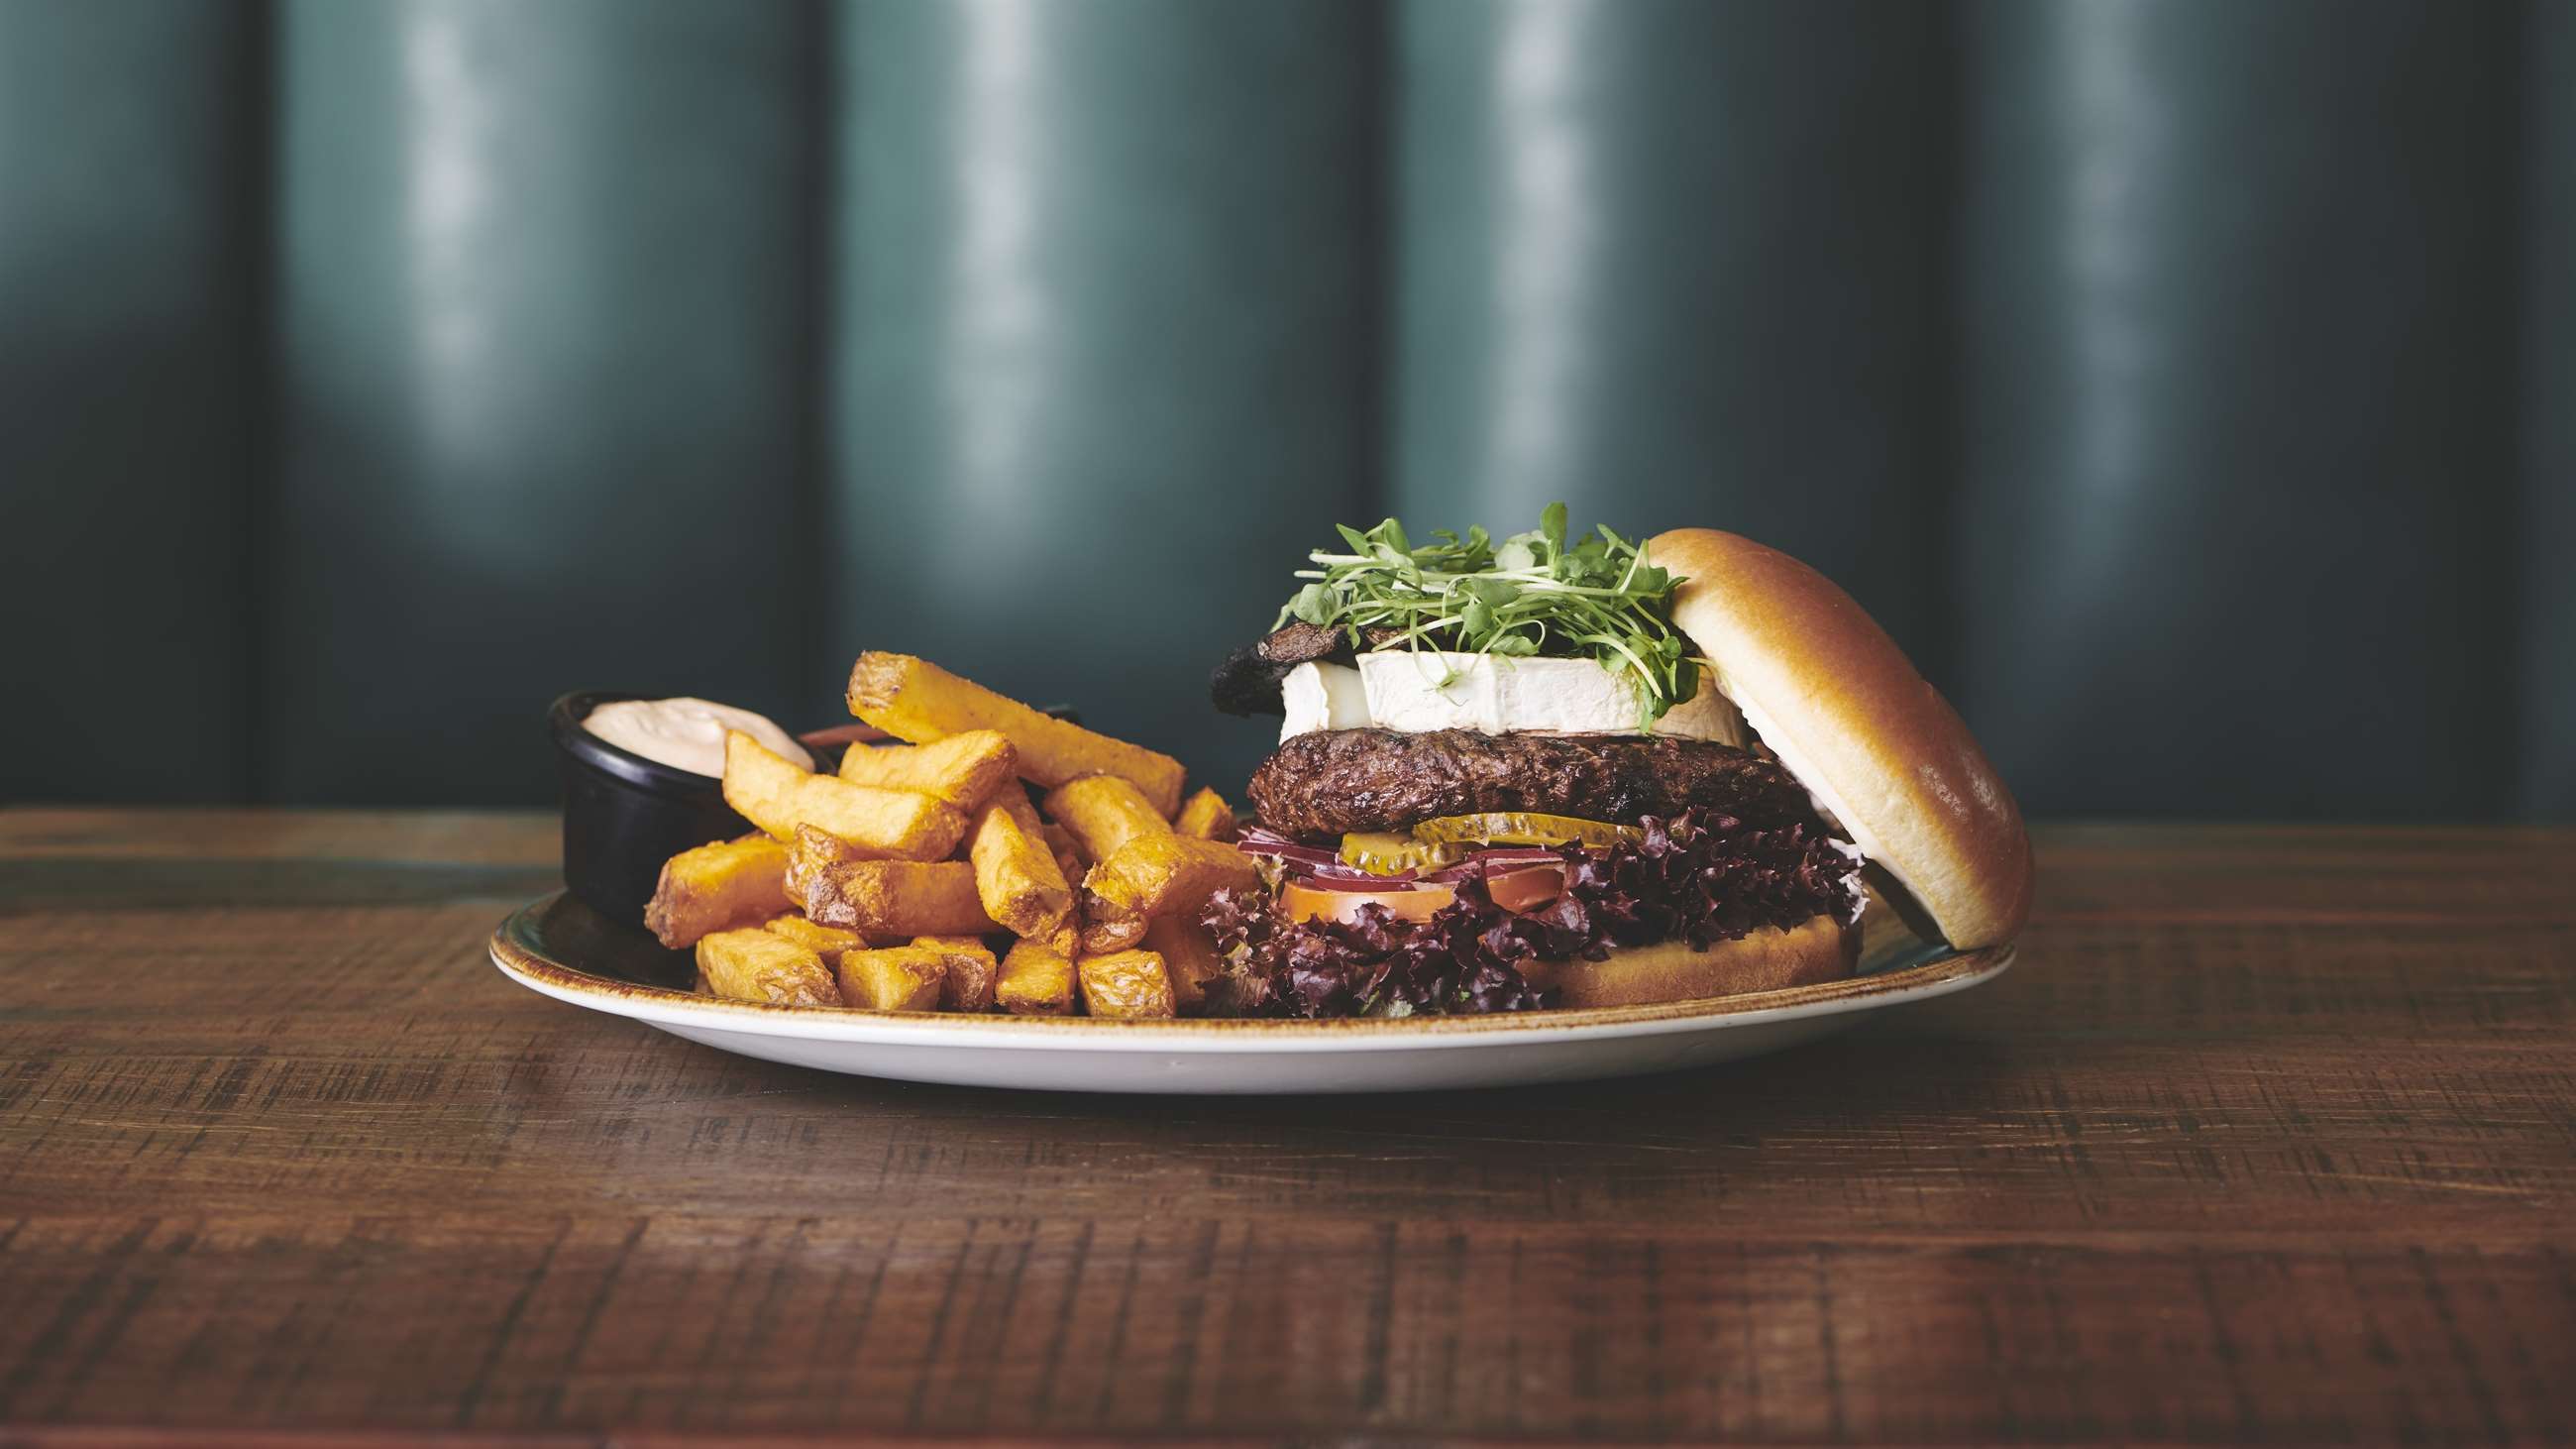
[1480,863,1566,914]
[1278,880,1456,926]
[1278,863,1564,925]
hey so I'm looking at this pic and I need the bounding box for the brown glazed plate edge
[490,891,2013,1042]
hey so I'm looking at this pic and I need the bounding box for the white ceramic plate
[489,893,2011,1094]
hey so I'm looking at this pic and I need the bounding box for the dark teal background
[3,0,2568,818]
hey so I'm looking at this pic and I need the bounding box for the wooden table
[3,811,2571,1445]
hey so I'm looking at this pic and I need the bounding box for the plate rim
[489,892,2013,1054]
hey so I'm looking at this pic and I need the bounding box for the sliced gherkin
[1408,812,1644,850]
[1336,832,1466,875]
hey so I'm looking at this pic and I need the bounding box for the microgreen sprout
[1269,502,1703,727]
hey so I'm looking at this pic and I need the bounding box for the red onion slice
[1418,846,1568,882]
[1285,860,1422,887]
[1236,837,1342,866]
[1282,870,1427,892]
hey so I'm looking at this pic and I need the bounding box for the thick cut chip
[1042,775,1171,861]
[913,934,1000,1013]
[785,824,860,905]
[1140,916,1222,1014]
[799,859,998,938]
[838,728,1019,811]
[783,824,970,921]
[837,946,949,1012]
[1173,787,1239,841]
[723,730,966,859]
[969,795,1073,937]
[1076,897,1148,953]
[696,929,839,1007]
[1082,834,1260,924]
[997,928,1078,1016]
[847,652,1185,816]
[1077,949,1176,1020]
[765,913,872,959]
[1080,835,1257,953]
[645,836,790,948]
[1038,822,1089,880]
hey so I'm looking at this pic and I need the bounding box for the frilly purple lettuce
[1200,809,1860,1018]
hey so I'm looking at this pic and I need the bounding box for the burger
[1197,507,2031,1018]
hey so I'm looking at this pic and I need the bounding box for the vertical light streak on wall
[1486,0,1598,507]
[947,0,1049,509]
[2057,0,2168,587]
[2522,6,2576,814]
[401,1,498,475]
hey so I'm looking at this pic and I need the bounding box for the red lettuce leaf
[1199,809,1859,1019]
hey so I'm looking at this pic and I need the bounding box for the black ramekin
[549,691,762,932]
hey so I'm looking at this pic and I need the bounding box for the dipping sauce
[581,697,811,778]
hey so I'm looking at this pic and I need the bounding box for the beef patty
[1248,727,1827,839]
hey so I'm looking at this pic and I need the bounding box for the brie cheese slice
[1279,662,1372,738]
[1279,653,1745,744]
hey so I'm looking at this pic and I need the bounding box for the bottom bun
[1518,914,1858,1008]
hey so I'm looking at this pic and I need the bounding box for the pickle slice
[1337,832,1465,875]
[1409,812,1644,850]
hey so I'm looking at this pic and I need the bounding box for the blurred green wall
[2,0,2568,819]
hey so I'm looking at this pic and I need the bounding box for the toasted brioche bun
[1647,528,2033,949]
[1520,915,1857,1007]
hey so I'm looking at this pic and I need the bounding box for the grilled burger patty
[1248,727,1828,839]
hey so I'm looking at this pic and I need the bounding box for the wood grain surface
[2,810,2571,1445]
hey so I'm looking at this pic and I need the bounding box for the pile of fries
[642,652,1249,1018]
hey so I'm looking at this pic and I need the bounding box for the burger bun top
[1647,528,2033,949]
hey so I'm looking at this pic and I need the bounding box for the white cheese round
[1278,653,1745,744]
[1279,661,1372,739]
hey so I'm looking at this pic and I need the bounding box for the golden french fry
[1038,821,1089,880]
[1043,774,1171,861]
[764,913,871,960]
[799,858,998,937]
[847,652,1185,817]
[995,790,1046,833]
[968,796,1073,937]
[913,934,999,1013]
[1077,948,1176,1020]
[696,929,839,1007]
[1173,787,1239,842]
[723,730,966,859]
[1077,900,1148,955]
[783,824,963,924]
[836,946,949,1012]
[997,928,1078,1016]
[644,836,791,948]
[784,824,855,904]
[838,728,1019,811]
[1083,834,1260,923]
[1140,916,1221,1014]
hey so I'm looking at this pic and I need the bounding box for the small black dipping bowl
[550,691,763,932]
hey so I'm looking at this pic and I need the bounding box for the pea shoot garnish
[1272,502,1703,727]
